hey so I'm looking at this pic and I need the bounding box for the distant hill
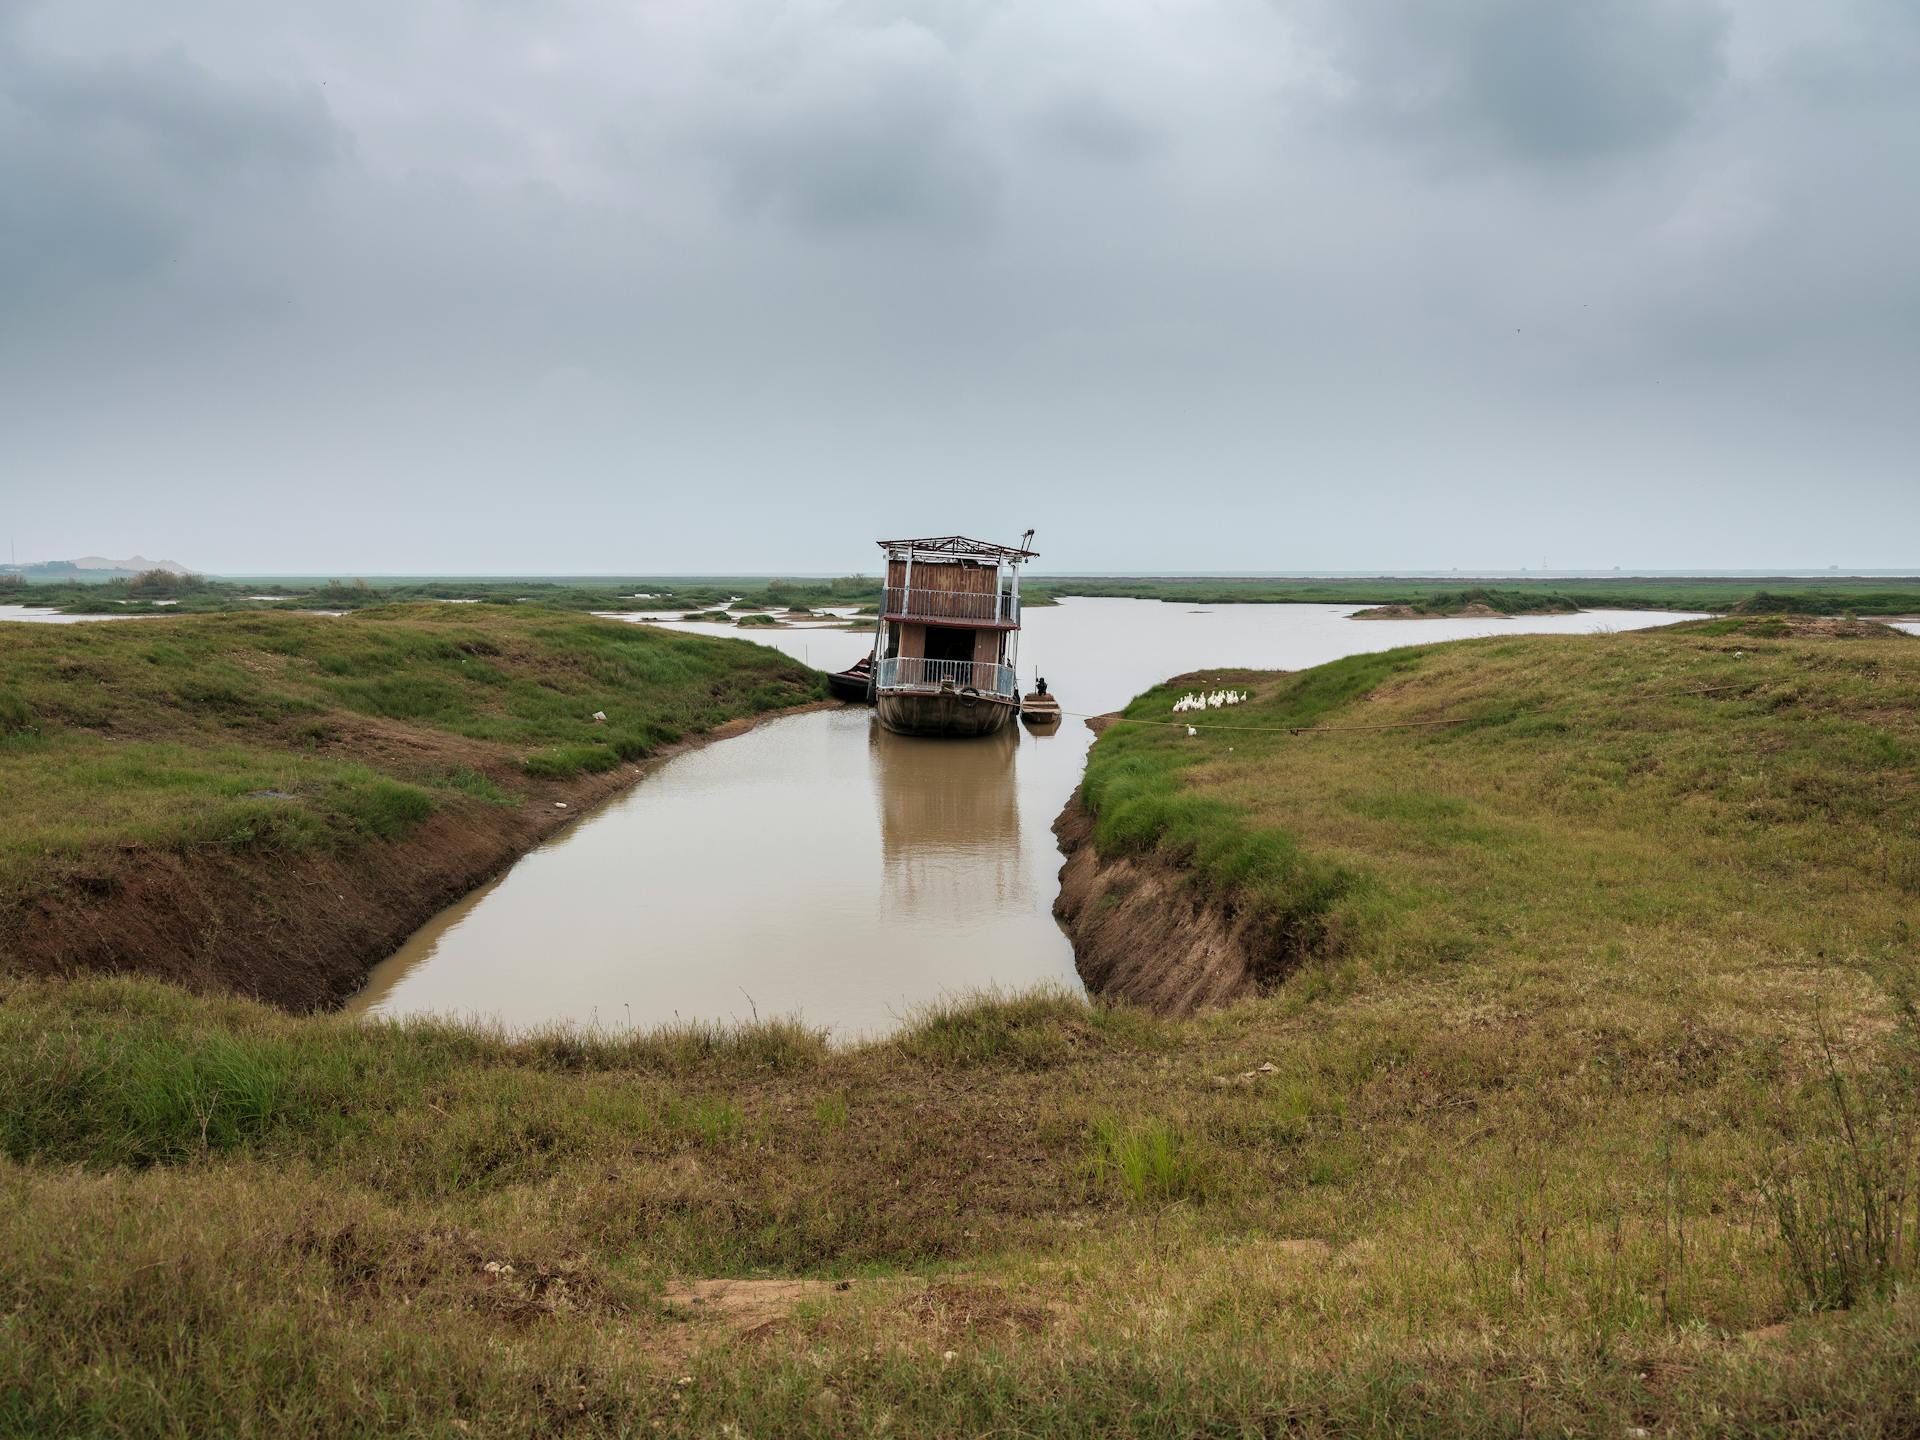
[69,555,192,575]
[1,555,193,578]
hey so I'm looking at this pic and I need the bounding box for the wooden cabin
[870,533,1036,738]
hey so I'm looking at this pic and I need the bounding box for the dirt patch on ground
[901,1279,1057,1343]
[1051,792,1270,1015]
[4,700,837,1012]
[653,1275,1056,1360]
[662,1277,853,1341]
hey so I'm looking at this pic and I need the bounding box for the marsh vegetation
[3,614,1916,1432]
[16,569,1920,623]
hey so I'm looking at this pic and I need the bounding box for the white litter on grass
[554,802,568,809]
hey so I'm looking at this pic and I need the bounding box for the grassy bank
[1080,615,1920,985]
[5,573,898,619]
[1038,574,1920,614]
[2,616,1918,1433]
[0,607,822,1004]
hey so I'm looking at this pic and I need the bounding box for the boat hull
[827,669,874,703]
[876,689,1017,738]
[1019,692,1061,727]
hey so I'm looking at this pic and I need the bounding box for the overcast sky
[2,0,1916,574]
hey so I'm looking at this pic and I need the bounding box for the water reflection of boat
[868,720,1026,912]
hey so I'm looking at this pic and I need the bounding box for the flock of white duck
[1170,688,1248,714]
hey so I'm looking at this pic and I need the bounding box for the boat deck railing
[881,587,1019,626]
[876,657,1018,699]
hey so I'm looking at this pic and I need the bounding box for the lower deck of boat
[876,689,1017,738]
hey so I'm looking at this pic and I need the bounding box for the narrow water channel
[350,600,1703,1038]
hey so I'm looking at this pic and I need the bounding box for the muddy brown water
[349,600,1704,1039]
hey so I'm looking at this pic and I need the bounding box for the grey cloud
[10,46,336,177]
[1029,88,1156,162]
[1323,0,1729,162]
[699,20,996,231]
[0,0,1914,574]
[0,28,339,303]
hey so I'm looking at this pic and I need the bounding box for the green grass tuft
[522,744,619,780]
[339,779,435,840]
[0,689,37,737]
[0,1024,315,1166]
[442,767,514,806]
[1088,1116,1208,1203]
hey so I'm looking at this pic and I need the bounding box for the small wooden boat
[1020,690,1062,727]
[827,656,874,703]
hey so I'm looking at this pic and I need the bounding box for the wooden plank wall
[886,556,997,596]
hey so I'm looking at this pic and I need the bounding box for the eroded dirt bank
[1051,790,1266,1016]
[6,702,837,1012]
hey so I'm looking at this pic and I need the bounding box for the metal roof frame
[876,534,1038,561]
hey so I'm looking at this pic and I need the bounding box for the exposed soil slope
[1053,791,1263,1014]
[7,705,830,1010]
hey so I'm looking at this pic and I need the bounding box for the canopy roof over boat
[876,534,1038,561]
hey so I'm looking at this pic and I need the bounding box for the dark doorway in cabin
[924,626,976,664]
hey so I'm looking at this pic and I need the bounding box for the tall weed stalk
[1763,1019,1918,1311]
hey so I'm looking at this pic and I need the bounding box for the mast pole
[1007,556,1020,686]
[1009,532,1031,687]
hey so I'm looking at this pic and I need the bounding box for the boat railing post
[1006,554,1022,680]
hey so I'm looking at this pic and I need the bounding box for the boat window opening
[924,626,975,664]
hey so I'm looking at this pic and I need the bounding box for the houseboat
[869,532,1036,738]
